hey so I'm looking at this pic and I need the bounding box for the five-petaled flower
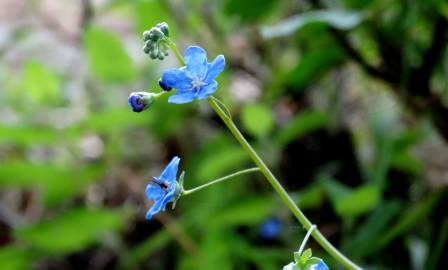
[161,46,225,104]
[146,156,183,219]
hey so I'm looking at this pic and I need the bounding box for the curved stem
[182,168,260,196]
[166,43,362,270]
[207,97,362,270]
[298,224,316,255]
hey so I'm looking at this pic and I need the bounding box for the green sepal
[171,171,185,210]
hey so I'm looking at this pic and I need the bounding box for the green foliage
[275,110,328,146]
[15,208,125,254]
[224,0,278,22]
[0,247,33,270]
[22,61,61,105]
[261,10,364,39]
[241,104,275,138]
[84,27,136,82]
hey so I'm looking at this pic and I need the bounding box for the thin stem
[207,97,362,270]
[165,44,362,270]
[166,39,186,66]
[182,168,260,196]
[298,225,316,255]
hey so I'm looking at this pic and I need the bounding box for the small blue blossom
[259,217,281,239]
[283,260,329,270]
[146,156,183,219]
[161,46,225,104]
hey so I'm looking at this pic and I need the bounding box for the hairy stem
[182,168,260,196]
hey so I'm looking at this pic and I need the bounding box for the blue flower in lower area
[161,46,225,104]
[146,156,183,219]
[259,217,281,239]
[283,260,329,270]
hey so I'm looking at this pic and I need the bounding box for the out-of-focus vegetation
[1,0,447,269]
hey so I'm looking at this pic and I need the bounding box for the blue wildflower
[161,46,225,104]
[146,156,183,219]
[283,259,329,270]
[259,217,281,239]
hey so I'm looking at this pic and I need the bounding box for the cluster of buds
[142,22,170,60]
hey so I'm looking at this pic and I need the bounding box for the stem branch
[182,168,260,196]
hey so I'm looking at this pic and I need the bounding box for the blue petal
[146,198,165,219]
[128,94,144,112]
[161,68,192,89]
[184,46,208,79]
[204,55,225,82]
[313,260,329,270]
[197,80,217,100]
[159,156,180,183]
[168,92,196,104]
[283,262,295,270]
[161,187,176,209]
[145,184,165,220]
[146,184,164,200]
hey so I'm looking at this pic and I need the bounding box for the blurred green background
[1,0,447,269]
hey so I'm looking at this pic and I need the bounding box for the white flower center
[192,78,205,90]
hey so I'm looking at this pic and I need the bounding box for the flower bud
[142,22,171,61]
[156,22,169,37]
[128,92,159,112]
[158,78,172,91]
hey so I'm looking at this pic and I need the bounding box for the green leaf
[284,47,345,90]
[133,0,175,35]
[0,247,33,270]
[378,193,441,249]
[0,163,103,206]
[300,248,312,262]
[208,196,277,226]
[297,184,324,209]
[225,0,278,22]
[261,10,364,39]
[22,61,61,105]
[15,208,125,254]
[348,200,402,257]
[319,175,351,203]
[241,104,275,138]
[196,146,249,180]
[275,110,328,146]
[84,27,136,82]
[334,185,380,217]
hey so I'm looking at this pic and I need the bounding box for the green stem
[182,168,260,196]
[167,43,362,270]
[166,39,186,66]
[207,97,362,270]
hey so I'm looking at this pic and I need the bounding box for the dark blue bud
[158,78,172,91]
[128,92,160,112]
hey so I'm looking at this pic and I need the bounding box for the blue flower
[283,260,329,270]
[259,217,281,239]
[311,260,329,270]
[161,46,225,104]
[145,156,183,219]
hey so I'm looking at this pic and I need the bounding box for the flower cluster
[143,22,170,60]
